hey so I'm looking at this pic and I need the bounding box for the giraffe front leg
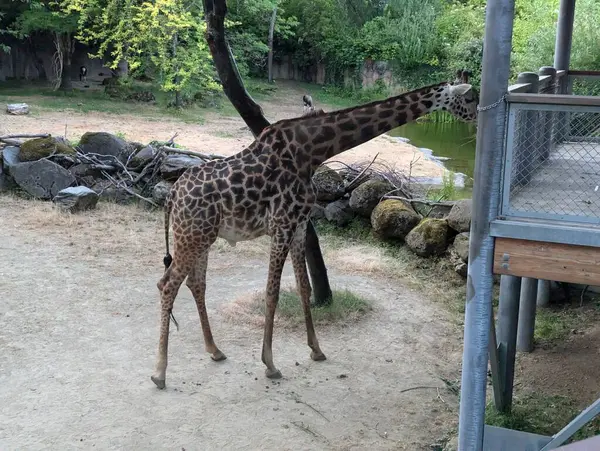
[291,227,326,362]
[151,264,188,389]
[261,230,292,379]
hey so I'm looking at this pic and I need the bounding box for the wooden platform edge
[493,237,600,286]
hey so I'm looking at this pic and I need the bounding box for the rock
[405,218,451,257]
[2,146,20,175]
[91,179,134,203]
[370,199,421,240]
[131,145,159,168]
[411,200,455,219]
[324,199,355,226]
[0,156,14,192]
[450,232,470,262]
[160,154,204,180]
[79,132,134,163]
[69,163,106,179]
[53,186,99,213]
[349,179,395,217]
[453,259,468,278]
[447,199,472,233]
[6,103,29,115]
[312,165,345,201]
[11,159,76,199]
[152,181,173,206]
[19,136,75,162]
[310,203,326,221]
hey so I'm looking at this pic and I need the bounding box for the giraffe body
[151,81,478,388]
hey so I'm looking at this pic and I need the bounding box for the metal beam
[554,0,576,74]
[457,0,516,447]
[517,277,538,353]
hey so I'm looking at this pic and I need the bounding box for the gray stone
[91,179,134,204]
[53,186,99,213]
[131,145,159,168]
[11,159,76,199]
[152,181,173,206]
[450,232,470,262]
[79,132,134,163]
[2,146,21,175]
[160,154,204,180]
[310,203,326,221]
[312,166,345,201]
[371,199,421,240]
[324,199,355,226]
[405,218,451,257]
[6,103,29,115]
[69,163,105,179]
[446,198,472,233]
[411,199,455,219]
[349,179,395,217]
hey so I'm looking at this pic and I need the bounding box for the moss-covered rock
[79,132,134,163]
[405,218,451,257]
[312,165,345,201]
[19,137,75,162]
[349,179,395,217]
[371,199,421,240]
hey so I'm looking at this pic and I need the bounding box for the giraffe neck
[301,82,450,167]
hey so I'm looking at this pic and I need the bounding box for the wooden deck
[509,141,600,220]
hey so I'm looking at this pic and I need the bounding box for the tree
[204,0,333,306]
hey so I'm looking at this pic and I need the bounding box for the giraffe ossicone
[150,79,479,389]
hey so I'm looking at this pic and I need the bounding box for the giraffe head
[440,82,479,123]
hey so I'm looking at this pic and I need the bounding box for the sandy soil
[0,82,447,181]
[0,195,463,450]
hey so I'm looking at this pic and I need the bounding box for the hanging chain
[477,93,508,112]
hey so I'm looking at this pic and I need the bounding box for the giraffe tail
[163,193,173,270]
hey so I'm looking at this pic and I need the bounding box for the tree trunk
[172,33,182,108]
[59,33,73,91]
[203,0,333,306]
[267,7,277,83]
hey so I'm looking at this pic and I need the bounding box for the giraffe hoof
[151,375,166,389]
[210,350,227,361]
[311,351,327,361]
[265,368,282,379]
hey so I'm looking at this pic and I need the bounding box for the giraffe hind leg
[186,248,226,362]
[151,250,195,389]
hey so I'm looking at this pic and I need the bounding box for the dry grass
[222,286,373,329]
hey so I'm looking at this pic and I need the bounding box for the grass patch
[534,301,600,347]
[485,392,600,442]
[222,287,372,328]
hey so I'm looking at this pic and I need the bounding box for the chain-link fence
[502,101,600,223]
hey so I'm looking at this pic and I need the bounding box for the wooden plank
[493,238,600,285]
[507,92,600,106]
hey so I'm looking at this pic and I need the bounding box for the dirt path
[0,196,462,450]
[0,82,448,181]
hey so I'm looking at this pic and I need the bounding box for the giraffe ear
[449,83,473,96]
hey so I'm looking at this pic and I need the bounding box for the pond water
[387,121,477,192]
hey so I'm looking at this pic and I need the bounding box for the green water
[387,121,478,185]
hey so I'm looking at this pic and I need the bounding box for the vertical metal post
[517,277,538,352]
[537,279,551,307]
[457,0,515,448]
[496,275,522,412]
[514,72,540,186]
[539,66,557,160]
[554,0,576,142]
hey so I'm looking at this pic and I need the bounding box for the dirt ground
[0,195,464,450]
[0,81,448,182]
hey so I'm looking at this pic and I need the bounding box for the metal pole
[496,275,522,412]
[554,0,576,143]
[537,279,551,307]
[514,72,540,186]
[539,66,557,160]
[517,277,538,352]
[457,0,515,448]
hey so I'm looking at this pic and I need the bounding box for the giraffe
[150,80,479,389]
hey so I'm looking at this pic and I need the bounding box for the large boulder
[324,199,355,226]
[310,203,326,221]
[2,146,21,175]
[312,165,345,201]
[450,232,470,262]
[11,159,76,199]
[160,154,205,180]
[349,179,395,217]
[405,218,451,257]
[447,199,472,233]
[53,186,99,213]
[19,136,75,162]
[78,132,134,163]
[371,199,421,240]
[152,180,173,206]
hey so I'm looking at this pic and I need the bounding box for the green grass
[485,392,600,442]
[534,300,600,346]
